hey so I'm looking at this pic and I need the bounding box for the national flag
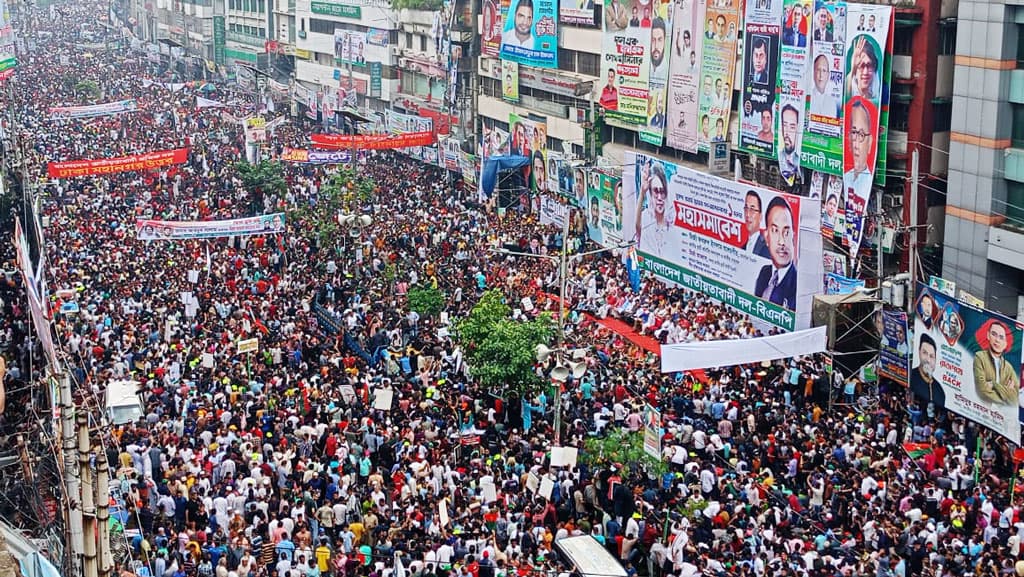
[902,442,932,459]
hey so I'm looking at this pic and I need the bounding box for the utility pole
[78,413,98,577]
[62,373,83,577]
[553,209,569,446]
[96,452,112,577]
[908,147,919,310]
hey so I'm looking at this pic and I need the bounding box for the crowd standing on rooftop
[2,3,1024,577]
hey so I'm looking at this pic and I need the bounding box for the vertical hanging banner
[738,0,782,157]
[811,170,844,240]
[639,0,673,146]
[664,0,706,153]
[502,60,520,102]
[777,0,813,186]
[802,0,846,175]
[842,4,890,261]
[509,113,548,194]
[482,0,503,57]
[872,17,894,186]
[599,0,652,128]
[912,283,1022,443]
[586,171,623,247]
[696,0,740,149]
[879,308,909,385]
[500,0,559,68]
[643,405,662,459]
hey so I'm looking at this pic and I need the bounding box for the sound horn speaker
[550,365,570,382]
[535,344,553,363]
[569,361,587,380]
[358,214,373,227]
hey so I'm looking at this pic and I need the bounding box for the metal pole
[79,413,98,577]
[553,207,569,446]
[908,147,919,309]
[96,451,112,577]
[62,373,84,577]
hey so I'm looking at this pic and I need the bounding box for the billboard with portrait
[502,60,520,102]
[801,0,845,176]
[509,112,548,194]
[912,283,1022,443]
[639,0,673,147]
[600,0,655,128]
[811,170,844,239]
[737,0,781,157]
[333,30,366,64]
[386,110,438,165]
[842,4,890,261]
[586,171,623,247]
[879,308,909,385]
[500,0,559,68]
[482,0,503,57]
[664,0,706,153]
[620,152,822,331]
[560,0,595,26]
[777,0,813,186]
[696,0,740,149]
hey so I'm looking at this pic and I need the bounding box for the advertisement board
[912,283,1022,442]
[879,308,909,385]
[696,0,740,149]
[500,0,559,68]
[509,112,548,193]
[802,0,846,175]
[776,0,813,185]
[664,0,706,153]
[621,152,822,331]
[842,4,890,261]
[737,0,781,157]
[586,171,623,247]
[560,0,595,26]
[482,0,502,57]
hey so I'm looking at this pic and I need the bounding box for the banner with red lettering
[48,148,189,179]
[310,131,436,150]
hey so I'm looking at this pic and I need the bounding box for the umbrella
[199,82,217,93]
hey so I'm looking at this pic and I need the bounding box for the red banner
[310,131,436,150]
[47,148,190,179]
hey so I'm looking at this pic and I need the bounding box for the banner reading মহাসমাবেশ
[664,0,706,153]
[737,0,782,158]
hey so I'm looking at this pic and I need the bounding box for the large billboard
[500,0,559,68]
[842,4,890,261]
[333,30,366,64]
[639,0,673,146]
[696,0,740,149]
[482,0,503,57]
[621,152,822,331]
[664,0,706,153]
[509,112,548,193]
[801,0,846,176]
[560,0,595,26]
[599,0,655,128]
[879,308,909,385]
[737,0,781,157]
[586,171,623,247]
[776,0,813,186]
[912,283,1022,443]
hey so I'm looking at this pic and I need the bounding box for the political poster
[812,171,844,239]
[824,273,863,294]
[509,112,548,193]
[639,0,673,146]
[560,0,595,26]
[333,30,366,64]
[873,17,894,187]
[842,4,890,261]
[879,308,909,385]
[696,0,740,149]
[586,171,623,247]
[620,152,822,331]
[599,0,654,128]
[136,213,286,241]
[279,148,356,164]
[802,0,846,176]
[482,0,503,57]
[500,0,558,68]
[481,125,510,157]
[310,131,437,150]
[557,158,588,207]
[386,110,439,165]
[777,0,813,185]
[664,0,705,153]
[822,249,846,276]
[643,405,662,459]
[737,0,781,157]
[49,99,138,119]
[546,151,564,198]
[912,283,1022,443]
[539,195,569,228]
[48,148,190,179]
[502,60,520,102]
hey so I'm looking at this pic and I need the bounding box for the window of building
[405,33,413,49]
[1012,104,1024,148]
[420,35,427,52]
[558,48,576,73]
[932,101,952,132]
[889,102,910,131]
[310,18,340,35]
[578,51,599,77]
[938,25,956,55]
[893,31,912,56]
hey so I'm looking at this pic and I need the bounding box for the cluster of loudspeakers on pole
[535,344,587,383]
[338,213,372,237]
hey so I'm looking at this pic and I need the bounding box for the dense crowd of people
[2,4,1024,577]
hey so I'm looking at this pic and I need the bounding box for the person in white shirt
[843,100,875,212]
[501,0,535,49]
[809,54,838,119]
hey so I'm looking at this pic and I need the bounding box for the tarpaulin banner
[482,0,503,56]
[538,195,568,228]
[879,308,909,385]
[279,147,355,164]
[639,0,673,147]
[196,96,228,108]
[560,0,595,26]
[812,170,845,240]
[500,0,558,68]
[737,0,782,157]
[136,213,286,241]
[48,148,189,179]
[777,0,813,185]
[802,0,846,175]
[386,110,439,165]
[509,112,548,194]
[912,283,1022,443]
[664,0,706,153]
[824,273,864,294]
[643,405,661,459]
[696,0,739,150]
[661,326,828,372]
[621,152,823,331]
[49,99,138,119]
[586,171,623,248]
[310,131,437,150]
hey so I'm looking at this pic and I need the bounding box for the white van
[105,380,143,425]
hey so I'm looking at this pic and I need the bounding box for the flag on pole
[902,443,932,459]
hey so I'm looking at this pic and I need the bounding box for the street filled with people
[3,4,1024,577]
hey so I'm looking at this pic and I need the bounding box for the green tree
[393,0,444,10]
[322,168,376,214]
[407,285,445,318]
[581,428,668,478]
[457,290,511,348]
[235,160,287,215]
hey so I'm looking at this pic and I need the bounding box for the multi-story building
[942,0,1024,319]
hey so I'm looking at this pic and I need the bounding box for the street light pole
[553,209,569,446]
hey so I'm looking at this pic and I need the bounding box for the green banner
[311,1,361,18]
[213,15,226,66]
[369,62,382,98]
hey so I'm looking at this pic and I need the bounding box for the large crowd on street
[2,4,1024,577]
